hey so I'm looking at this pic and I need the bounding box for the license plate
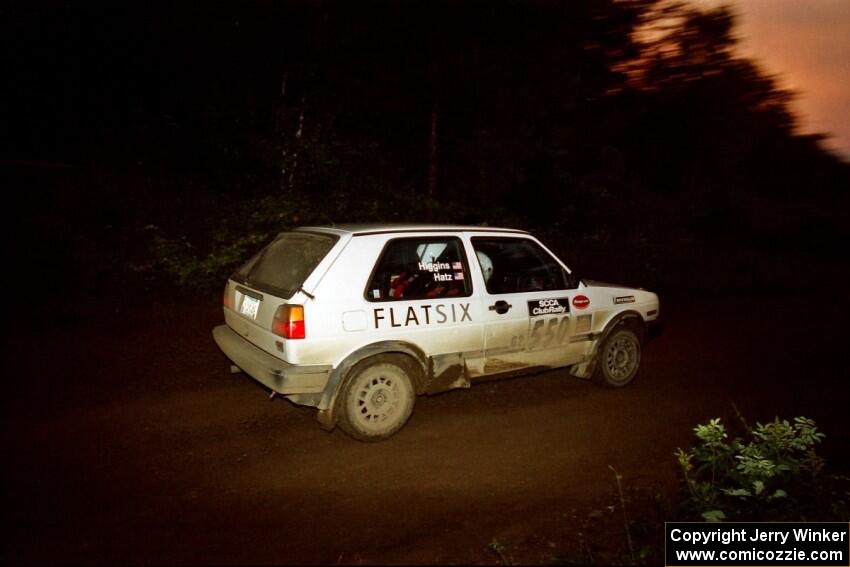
[239,295,260,320]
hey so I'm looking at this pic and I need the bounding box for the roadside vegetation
[676,415,848,523]
[538,413,849,565]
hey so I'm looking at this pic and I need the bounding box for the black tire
[338,354,416,442]
[592,326,642,387]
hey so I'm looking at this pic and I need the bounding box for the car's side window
[366,237,472,301]
[471,237,567,294]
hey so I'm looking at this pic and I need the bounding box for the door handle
[489,300,512,314]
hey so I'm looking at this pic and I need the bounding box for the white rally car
[213,224,661,441]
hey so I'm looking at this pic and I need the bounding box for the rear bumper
[212,325,332,399]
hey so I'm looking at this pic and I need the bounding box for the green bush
[138,228,272,290]
[675,416,848,522]
[131,185,493,291]
[133,194,310,290]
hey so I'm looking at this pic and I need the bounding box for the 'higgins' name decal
[528,297,569,317]
[374,303,472,328]
[614,295,635,304]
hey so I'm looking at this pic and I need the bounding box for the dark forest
[5,0,849,300]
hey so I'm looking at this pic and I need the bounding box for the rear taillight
[223,285,232,309]
[273,304,305,339]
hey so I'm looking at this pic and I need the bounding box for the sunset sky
[699,0,850,161]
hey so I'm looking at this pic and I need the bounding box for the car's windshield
[234,232,337,297]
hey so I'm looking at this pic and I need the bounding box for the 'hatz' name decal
[528,297,570,317]
[374,303,471,328]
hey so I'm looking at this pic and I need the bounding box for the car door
[469,235,580,377]
[362,234,485,380]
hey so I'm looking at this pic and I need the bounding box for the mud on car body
[213,224,661,441]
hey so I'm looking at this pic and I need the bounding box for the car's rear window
[233,232,337,297]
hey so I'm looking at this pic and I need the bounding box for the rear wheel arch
[316,341,428,430]
[337,353,419,441]
[346,346,427,392]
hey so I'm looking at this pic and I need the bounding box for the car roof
[296,223,530,237]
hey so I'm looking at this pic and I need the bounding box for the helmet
[476,251,494,283]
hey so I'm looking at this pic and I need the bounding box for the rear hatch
[223,231,339,357]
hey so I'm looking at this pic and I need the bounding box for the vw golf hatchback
[213,224,661,441]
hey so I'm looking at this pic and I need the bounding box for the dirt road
[3,290,848,564]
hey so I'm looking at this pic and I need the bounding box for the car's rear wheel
[338,354,416,442]
[593,326,641,387]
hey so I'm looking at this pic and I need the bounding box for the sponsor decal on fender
[572,295,590,310]
[576,314,592,334]
[614,295,635,304]
[528,297,569,317]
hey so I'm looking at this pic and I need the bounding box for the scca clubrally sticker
[528,297,570,317]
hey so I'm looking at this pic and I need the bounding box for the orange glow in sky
[696,0,850,161]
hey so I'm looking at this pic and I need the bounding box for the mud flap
[425,352,470,394]
[569,357,595,380]
[316,407,335,431]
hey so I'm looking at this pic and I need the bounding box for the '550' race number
[509,316,570,351]
[510,298,572,351]
[527,315,570,351]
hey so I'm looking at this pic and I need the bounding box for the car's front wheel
[338,354,416,441]
[593,326,642,387]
